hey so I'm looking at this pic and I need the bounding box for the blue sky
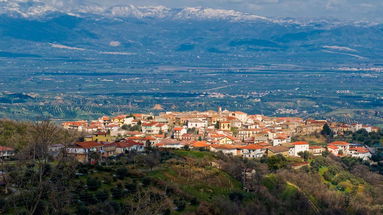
[85,0,382,21]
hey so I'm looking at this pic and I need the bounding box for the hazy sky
[83,0,383,21]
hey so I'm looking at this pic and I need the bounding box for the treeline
[0,119,80,150]
[321,123,383,147]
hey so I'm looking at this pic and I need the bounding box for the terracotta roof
[154,134,165,138]
[156,139,182,146]
[226,135,237,141]
[351,147,370,153]
[291,141,309,145]
[258,142,270,146]
[75,141,103,149]
[127,136,145,140]
[234,111,247,114]
[144,136,156,140]
[116,140,143,148]
[0,146,14,151]
[142,122,158,127]
[327,145,338,149]
[174,127,183,131]
[101,116,110,121]
[210,144,242,150]
[309,146,323,149]
[226,116,237,120]
[329,141,350,146]
[192,141,209,148]
[268,145,289,153]
[210,133,226,138]
[113,115,127,120]
[241,144,264,150]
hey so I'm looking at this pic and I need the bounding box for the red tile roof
[210,144,242,150]
[226,135,237,141]
[113,115,127,120]
[309,146,323,149]
[144,136,156,140]
[327,145,338,150]
[116,140,143,148]
[142,122,158,127]
[351,147,369,154]
[101,116,110,121]
[75,141,103,149]
[0,146,14,151]
[291,141,309,145]
[241,144,264,150]
[192,141,209,148]
[329,141,350,146]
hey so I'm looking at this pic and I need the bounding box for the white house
[124,117,135,125]
[349,147,371,160]
[210,144,242,156]
[288,141,309,156]
[272,135,291,146]
[232,111,248,123]
[241,144,266,158]
[0,146,15,159]
[142,122,168,135]
[154,139,186,149]
[174,127,188,139]
[187,119,208,129]
[115,140,145,153]
[327,141,350,156]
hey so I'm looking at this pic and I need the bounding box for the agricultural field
[0,58,382,125]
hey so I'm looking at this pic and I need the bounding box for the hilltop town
[1,109,383,214]
[55,108,380,163]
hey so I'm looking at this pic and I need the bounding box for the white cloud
[109,41,121,47]
[99,51,135,55]
[323,45,357,52]
[50,43,85,51]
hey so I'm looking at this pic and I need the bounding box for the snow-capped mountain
[172,7,267,21]
[0,1,269,21]
[1,0,383,68]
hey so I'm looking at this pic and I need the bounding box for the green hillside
[2,148,383,214]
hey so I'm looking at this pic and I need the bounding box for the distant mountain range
[0,2,383,67]
[0,1,271,21]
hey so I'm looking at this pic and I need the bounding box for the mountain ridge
[0,1,378,27]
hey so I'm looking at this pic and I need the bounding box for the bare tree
[6,120,79,215]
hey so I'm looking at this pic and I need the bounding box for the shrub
[111,188,123,199]
[115,167,129,179]
[76,206,89,215]
[125,183,137,193]
[190,197,199,206]
[229,192,244,203]
[267,155,288,171]
[87,177,101,191]
[142,177,152,187]
[174,199,186,211]
[95,190,109,202]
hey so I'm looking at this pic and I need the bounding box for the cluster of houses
[0,146,15,159]
[59,108,378,163]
